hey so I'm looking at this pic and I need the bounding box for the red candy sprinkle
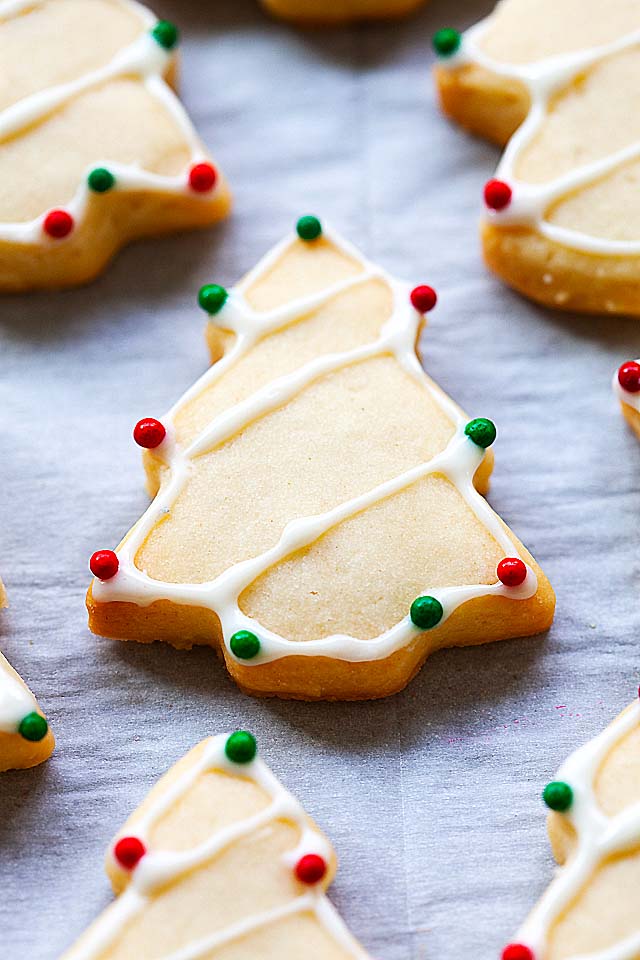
[89,550,119,581]
[497,557,527,587]
[114,836,146,870]
[502,945,534,960]
[133,418,166,449]
[410,285,438,314]
[43,209,74,239]
[189,162,217,193]
[484,179,512,211]
[295,853,327,885]
[618,360,640,393]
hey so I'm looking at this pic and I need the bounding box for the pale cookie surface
[502,696,640,960]
[614,359,640,440]
[60,731,370,960]
[0,581,54,772]
[260,0,426,24]
[434,0,640,316]
[87,219,555,701]
[0,0,230,291]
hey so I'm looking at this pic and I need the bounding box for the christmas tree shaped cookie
[87,217,555,701]
[60,731,371,959]
[615,360,640,439]
[0,0,230,292]
[0,580,54,771]
[260,0,426,24]
[502,691,640,960]
[433,1,640,316]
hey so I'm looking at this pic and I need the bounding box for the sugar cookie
[502,693,640,960]
[86,218,555,701]
[260,0,426,24]
[61,731,370,959]
[614,360,640,439]
[433,1,640,316]
[0,0,230,291]
[0,582,54,771]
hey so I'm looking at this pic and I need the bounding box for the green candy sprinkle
[433,28,462,58]
[230,630,261,660]
[225,731,257,764]
[296,216,322,242]
[88,167,115,193]
[543,781,573,812]
[18,712,48,742]
[410,595,444,630]
[464,418,497,449]
[151,20,179,50]
[198,283,228,315]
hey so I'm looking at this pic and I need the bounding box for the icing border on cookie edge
[0,0,222,245]
[438,14,640,255]
[91,223,539,666]
[62,732,370,960]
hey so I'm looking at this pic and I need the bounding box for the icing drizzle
[63,734,370,960]
[92,225,538,665]
[511,699,640,959]
[443,12,640,254]
[0,652,39,735]
[0,0,218,244]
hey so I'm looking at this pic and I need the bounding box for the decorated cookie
[615,360,640,439]
[87,218,555,701]
[433,1,640,316]
[0,0,230,292]
[61,731,370,959]
[0,582,54,771]
[260,0,426,24]
[502,692,640,960]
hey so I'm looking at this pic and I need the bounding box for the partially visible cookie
[86,217,555,701]
[0,0,230,291]
[260,0,426,24]
[502,693,640,960]
[433,1,640,316]
[614,360,640,439]
[0,585,54,772]
[61,731,370,959]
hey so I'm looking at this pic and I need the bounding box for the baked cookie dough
[61,731,370,959]
[87,218,555,701]
[0,0,230,292]
[434,0,640,316]
[502,693,640,960]
[260,0,426,25]
[0,581,54,771]
[614,360,640,439]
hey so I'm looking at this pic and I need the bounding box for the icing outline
[0,0,220,245]
[441,14,640,254]
[63,734,370,959]
[92,226,539,665]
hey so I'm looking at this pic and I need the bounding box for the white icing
[442,13,640,254]
[511,699,640,960]
[613,361,640,414]
[92,226,538,665]
[0,652,39,734]
[0,0,218,244]
[63,734,370,960]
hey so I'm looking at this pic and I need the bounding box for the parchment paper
[1,1,639,957]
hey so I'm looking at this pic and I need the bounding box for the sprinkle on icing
[0,0,219,245]
[0,655,41,737]
[439,14,640,254]
[506,698,640,959]
[62,733,370,960]
[615,360,640,413]
[91,224,538,666]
